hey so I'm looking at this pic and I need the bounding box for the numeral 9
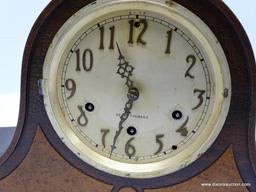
[65,79,76,99]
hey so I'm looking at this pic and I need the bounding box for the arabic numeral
[64,79,76,99]
[77,105,88,127]
[125,137,136,158]
[154,134,164,155]
[185,55,196,79]
[101,129,110,148]
[128,19,148,45]
[165,29,173,54]
[75,49,93,72]
[192,89,206,110]
[99,25,115,50]
[176,117,189,137]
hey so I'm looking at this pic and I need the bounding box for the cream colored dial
[43,0,231,178]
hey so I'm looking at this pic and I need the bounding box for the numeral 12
[128,19,148,45]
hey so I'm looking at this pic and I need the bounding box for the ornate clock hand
[110,99,133,154]
[110,43,139,157]
[116,42,134,88]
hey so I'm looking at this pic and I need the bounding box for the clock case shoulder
[0,0,255,191]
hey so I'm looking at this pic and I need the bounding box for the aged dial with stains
[43,0,231,178]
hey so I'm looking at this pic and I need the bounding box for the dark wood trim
[0,0,64,179]
[207,0,256,189]
[0,0,255,191]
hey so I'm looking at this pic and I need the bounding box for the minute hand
[110,43,139,156]
[110,98,133,155]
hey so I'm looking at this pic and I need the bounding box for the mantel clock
[0,0,255,191]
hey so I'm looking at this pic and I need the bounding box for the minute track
[60,13,212,162]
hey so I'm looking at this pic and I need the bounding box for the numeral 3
[192,89,206,110]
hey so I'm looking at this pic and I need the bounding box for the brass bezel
[43,0,231,178]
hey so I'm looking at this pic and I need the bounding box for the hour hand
[116,42,125,60]
[116,42,134,88]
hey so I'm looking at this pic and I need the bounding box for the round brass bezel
[43,0,231,178]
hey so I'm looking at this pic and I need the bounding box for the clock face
[43,0,231,178]
[61,12,212,163]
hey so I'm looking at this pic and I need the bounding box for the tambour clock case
[0,0,255,192]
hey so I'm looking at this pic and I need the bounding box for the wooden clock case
[0,0,255,191]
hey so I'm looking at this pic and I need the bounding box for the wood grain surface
[0,127,112,192]
[0,127,247,192]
